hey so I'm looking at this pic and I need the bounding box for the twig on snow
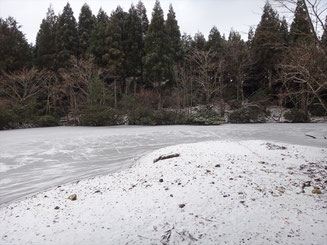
[176,230,198,242]
[160,226,174,245]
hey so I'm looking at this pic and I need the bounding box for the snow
[1,124,326,205]
[1,140,326,244]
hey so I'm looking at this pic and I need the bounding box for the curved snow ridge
[0,140,326,245]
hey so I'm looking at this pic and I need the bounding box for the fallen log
[153,153,180,163]
[305,134,317,139]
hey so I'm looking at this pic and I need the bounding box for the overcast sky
[0,0,267,44]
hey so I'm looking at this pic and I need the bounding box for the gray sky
[0,0,266,44]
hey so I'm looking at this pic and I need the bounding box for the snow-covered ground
[0,140,326,244]
[0,124,326,205]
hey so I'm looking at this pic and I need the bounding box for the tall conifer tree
[136,1,149,84]
[55,3,79,69]
[35,6,57,70]
[192,32,206,50]
[166,4,182,62]
[0,17,32,74]
[280,17,289,44]
[88,8,109,67]
[206,26,224,52]
[125,4,143,91]
[248,2,287,93]
[289,0,313,45]
[136,1,149,38]
[181,33,193,56]
[144,0,173,108]
[247,27,254,49]
[103,6,129,105]
[104,6,128,77]
[78,3,96,57]
[144,1,172,86]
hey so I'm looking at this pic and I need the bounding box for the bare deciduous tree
[187,49,226,108]
[60,57,96,121]
[41,70,59,114]
[273,0,327,115]
[1,68,44,109]
[278,42,327,115]
[175,63,194,114]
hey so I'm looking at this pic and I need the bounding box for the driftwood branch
[154,154,180,163]
[305,134,317,139]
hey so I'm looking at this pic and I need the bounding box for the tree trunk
[241,80,244,103]
[157,89,162,110]
[133,78,137,96]
[114,80,117,108]
[219,77,224,117]
[268,69,272,90]
[125,78,128,95]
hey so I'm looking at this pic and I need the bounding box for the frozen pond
[0,124,326,205]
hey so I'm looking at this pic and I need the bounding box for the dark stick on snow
[153,154,180,163]
[305,134,317,139]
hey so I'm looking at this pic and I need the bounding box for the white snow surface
[1,124,326,205]
[1,140,326,245]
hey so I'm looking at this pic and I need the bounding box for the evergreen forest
[0,0,326,129]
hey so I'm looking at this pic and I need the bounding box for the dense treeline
[0,0,326,129]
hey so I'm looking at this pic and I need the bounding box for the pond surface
[0,124,326,205]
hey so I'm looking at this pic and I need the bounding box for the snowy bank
[0,140,326,244]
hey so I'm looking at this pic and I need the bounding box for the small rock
[54,206,60,210]
[68,194,77,201]
[159,179,164,183]
[170,194,174,197]
[94,190,101,194]
[312,187,322,194]
[215,164,221,168]
[179,204,186,208]
[303,181,311,188]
